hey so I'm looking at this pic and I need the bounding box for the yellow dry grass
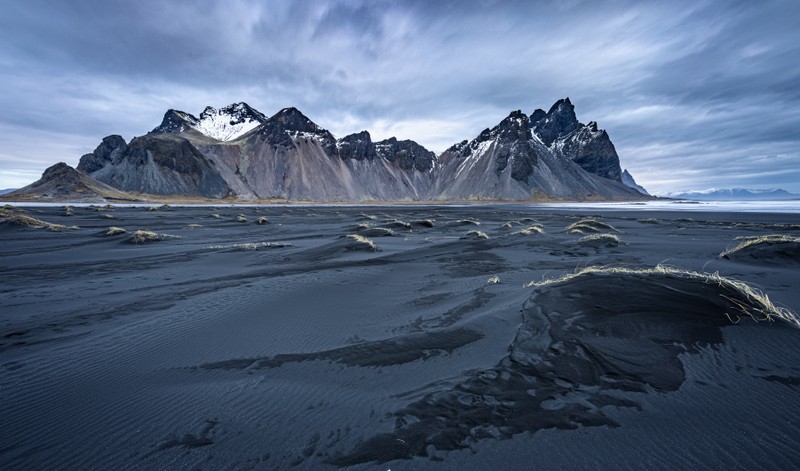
[106,226,127,236]
[464,230,490,239]
[524,265,799,327]
[512,224,544,236]
[345,234,379,251]
[0,207,79,232]
[720,234,800,258]
[128,230,179,244]
[566,218,619,234]
[578,233,621,245]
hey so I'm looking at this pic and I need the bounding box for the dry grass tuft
[207,241,292,251]
[361,227,395,237]
[411,219,435,228]
[211,213,223,219]
[524,264,800,328]
[382,219,412,229]
[256,216,268,225]
[236,214,247,223]
[0,208,79,231]
[513,224,545,236]
[345,234,379,251]
[452,219,481,226]
[566,218,619,234]
[106,226,127,236]
[187,223,203,229]
[578,233,621,246]
[146,206,158,211]
[64,205,74,216]
[128,230,179,244]
[720,234,800,258]
[487,275,501,285]
[463,230,490,240]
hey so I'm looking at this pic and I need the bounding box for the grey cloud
[1,0,799,194]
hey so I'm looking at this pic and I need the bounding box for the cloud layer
[1,0,799,193]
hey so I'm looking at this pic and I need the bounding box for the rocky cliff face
[78,134,231,198]
[532,98,623,182]
[69,99,643,201]
[433,105,639,200]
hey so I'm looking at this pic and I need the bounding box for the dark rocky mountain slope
[44,98,646,201]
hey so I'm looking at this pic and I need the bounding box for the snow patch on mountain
[190,103,265,141]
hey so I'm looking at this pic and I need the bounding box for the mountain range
[5,99,648,202]
[665,188,800,201]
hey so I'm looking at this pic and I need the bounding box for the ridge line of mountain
[6,98,650,202]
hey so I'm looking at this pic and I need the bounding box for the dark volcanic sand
[2,204,800,469]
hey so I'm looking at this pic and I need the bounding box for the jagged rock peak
[337,131,377,162]
[267,107,325,133]
[534,97,579,146]
[375,137,436,172]
[529,108,546,126]
[77,135,129,174]
[152,109,199,135]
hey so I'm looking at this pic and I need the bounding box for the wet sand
[2,204,800,469]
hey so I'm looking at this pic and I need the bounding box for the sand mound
[462,230,489,240]
[577,233,621,247]
[105,226,127,236]
[343,234,379,251]
[359,227,395,237]
[720,235,800,265]
[0,207,79,232]
[566,218,618,234]
[512,224,544,236]
[128,230,180,244]
[332,265,797,465]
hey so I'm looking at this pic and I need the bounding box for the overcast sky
[1,0,799,194]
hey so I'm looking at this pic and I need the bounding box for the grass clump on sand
[187,223,203,229]
[256,216,268,225]
[236,214,247,223]
[512,224,544,236]
[578,233,621,247]
[128,230,180,244]
[381,219,412,229]
[524,265,800,327]
[207,241,292,251]
[0,207,79,232]
[411,219,435,228]
[566,218,619,234]
[211,213,223,219]
[451,219,481,227]
[720,234,800,258]
[146,206,158,211]
[64,205,74,216]
[344,234,379,251]
[463,230,490,240]
[106,226,127,236]
[487,275,500,284]
[361,227,395,237]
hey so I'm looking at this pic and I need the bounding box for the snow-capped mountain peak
[190,102,266,141]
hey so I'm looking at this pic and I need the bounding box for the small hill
[1,162,141,203]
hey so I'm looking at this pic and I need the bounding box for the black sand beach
[2,204,800,469]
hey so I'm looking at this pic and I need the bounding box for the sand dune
[1,204,799,469]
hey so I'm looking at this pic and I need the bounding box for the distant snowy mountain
[666,188,800,200]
